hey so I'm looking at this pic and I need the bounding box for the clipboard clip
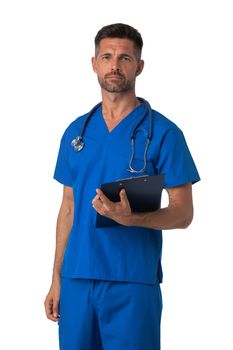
[116,174,149,182]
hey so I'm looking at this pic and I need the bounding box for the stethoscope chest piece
[71,136,84,152]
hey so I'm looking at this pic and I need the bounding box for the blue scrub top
[54,102,200,285]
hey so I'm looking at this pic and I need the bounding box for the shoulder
[59,112,89,144]
[151,109,184,139]
[61,103,102,141]
[152,109,180,130]
[65,112,89,135]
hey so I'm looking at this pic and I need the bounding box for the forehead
[97,38,136,55]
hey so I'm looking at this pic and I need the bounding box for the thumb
[119,189,130,206]
[119,188,126,199]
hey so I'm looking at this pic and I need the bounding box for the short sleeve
[53,130,73,187]
[157,127,200,188]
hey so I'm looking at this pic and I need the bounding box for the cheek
[96,66,108,78]
[126,67,138,79]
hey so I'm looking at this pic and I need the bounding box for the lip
[106,75,123,79]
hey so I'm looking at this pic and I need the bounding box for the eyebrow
[100,53,134,59]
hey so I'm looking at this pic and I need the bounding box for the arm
[131,183,193,229]
[92,182,193,230]
[52,185,74,281]
[44,185,74,322]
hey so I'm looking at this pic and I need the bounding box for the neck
[101,91,141,121]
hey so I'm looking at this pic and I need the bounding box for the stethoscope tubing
[71,98,153,173]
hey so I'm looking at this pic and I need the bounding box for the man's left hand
[92,188,134,226]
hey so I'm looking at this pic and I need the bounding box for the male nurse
[44,23,200,350]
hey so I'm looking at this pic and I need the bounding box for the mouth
[105,75,124,80]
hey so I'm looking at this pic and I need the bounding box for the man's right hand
[44,280,61,322]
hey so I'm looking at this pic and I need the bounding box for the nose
[111,66,121,75]
[111,68,120,75]
[111,58,121,73]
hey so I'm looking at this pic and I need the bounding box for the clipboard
[95,174,164,227]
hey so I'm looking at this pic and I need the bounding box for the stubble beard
[97,74,135,93]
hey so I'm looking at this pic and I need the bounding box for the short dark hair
[94,23,143,59]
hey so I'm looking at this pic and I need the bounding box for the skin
[44,186,73,322]
[44,37,194,322]
[91,38,144,131]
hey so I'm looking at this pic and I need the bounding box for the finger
[92,196,104,214]
[44,298,60,322]
[96,189,112,210]
[92,198,109,215]
[44,297,52,317]
[92,193,102,208]
[119,189,130,208]
[92,190,113,216]
[92,194,100,204]
[53,299,60,318]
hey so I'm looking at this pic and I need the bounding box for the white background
[0,0,232,349]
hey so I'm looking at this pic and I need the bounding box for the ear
[92,57,97,73]
[136,60,144,77]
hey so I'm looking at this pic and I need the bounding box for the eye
[102,55,111,60]
[121,56,131,62]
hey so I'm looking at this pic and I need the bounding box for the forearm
[52,205,74,282]
[93,183,194,230]
[130,205,193,230]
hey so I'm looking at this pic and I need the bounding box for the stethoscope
[71,97,153,173]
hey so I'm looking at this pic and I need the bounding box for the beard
[97,72,135,93]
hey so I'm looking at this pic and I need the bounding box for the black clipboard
[95,174,164,227]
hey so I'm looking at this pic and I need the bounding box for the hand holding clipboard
[95,174,164,227]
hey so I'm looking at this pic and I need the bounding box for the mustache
[104,72,125,79]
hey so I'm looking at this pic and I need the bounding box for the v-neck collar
[98,103,146,137]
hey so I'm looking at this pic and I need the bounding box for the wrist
[52,270,61,283]
[128,212,144,227]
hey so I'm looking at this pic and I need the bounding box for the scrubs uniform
[54,103,200,349]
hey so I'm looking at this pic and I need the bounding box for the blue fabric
[58,277,162,350]
[54,103,200,284]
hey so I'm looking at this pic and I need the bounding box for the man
[44,23,200,350]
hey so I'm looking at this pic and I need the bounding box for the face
[92,38,144,93]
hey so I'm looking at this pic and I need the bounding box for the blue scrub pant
[58,277,162,350]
